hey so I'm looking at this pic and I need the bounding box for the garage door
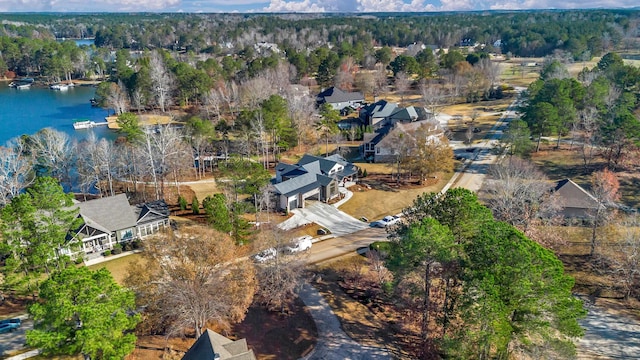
[289,198,298,210]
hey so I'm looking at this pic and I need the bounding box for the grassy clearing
[498,61,541,87]
[529,144,640,208]
[339,172,451,220]
[442,98,512,143]
[186,180,219,201]
[87,253,143,285]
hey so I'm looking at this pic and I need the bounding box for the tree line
[517,52,640,169]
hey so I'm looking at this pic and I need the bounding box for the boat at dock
[73,120,109,130]
[9,78,34,89]
[50,83,75,91]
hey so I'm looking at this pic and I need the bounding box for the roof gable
[555,179,602,210]
[317,86,363,104]
[77,194,137,232]
[182,329,256,360]
[362,100,398,118]
[135,200,169,225]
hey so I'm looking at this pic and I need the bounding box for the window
[376,147,380,154]
[120,229,133,241]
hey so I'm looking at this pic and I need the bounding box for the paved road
[308,227,387,264]
[443,93,522,194]
[0,319,32,356]
[578,301,640,359]
[299,284,392,360]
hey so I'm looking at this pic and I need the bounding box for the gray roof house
[554,179,604,218]
[316,87,364,111]
[387,106,433,124]
[70,194,170,256]
[359,100,398,129]
[182,329,256,360]
[273,154,358,212]
[362,119,442,163]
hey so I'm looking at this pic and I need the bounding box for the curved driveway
[280,202,368,237]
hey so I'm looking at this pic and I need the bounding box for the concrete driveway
[279,202,368,237]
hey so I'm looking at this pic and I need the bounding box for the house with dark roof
[362,119,442,163]
[554,179,604,218]
[316,86,364,111]
[359,100,398,129]
[182,329,256,360]
[273,154,358,212]
[71,194,170,255]
[387,106,432,124]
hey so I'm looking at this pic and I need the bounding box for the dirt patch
[232,298,317,360]
[313,258,417,359]
[0,296,29,318]
[129,298,317,360]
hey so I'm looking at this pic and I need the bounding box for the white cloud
[263,0,325,11]
[0,0,639,13]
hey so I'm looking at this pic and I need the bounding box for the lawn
[338,171,452,221]
[87,253,143,284]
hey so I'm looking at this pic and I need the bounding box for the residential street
[578,300,640,359]
[307,227,387,264]
[443,94,522,193]
[0,318,32,357]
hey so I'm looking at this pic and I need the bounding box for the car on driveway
[253,248,277,263]
[371,220,387,228]
[285,236,313,253]
[383,215,401,226]
[371,215,401,228]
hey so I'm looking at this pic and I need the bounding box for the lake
[0,83,118,145]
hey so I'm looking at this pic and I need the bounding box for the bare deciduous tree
[76,133,117,198]
[0,139,34,206]
[138,125,191,200]
[420,80,445,118]
[609,216,640,299]
[103,81,129,115]
[394,71,411,104]
[126,225,256,338]
[579,107,600,172]
[254,228,306,312]
[149,51,174,113]
[366,250,391,286]
[373,63,388,98]
[589,169,620,256]
[355,72,375,99]
[29,128,75,187]
[477,57,500,88]
[203,88,222,121]
[240,75,274,110]
[286,92,316,151]
[486,157,561,234]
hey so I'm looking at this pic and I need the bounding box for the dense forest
[1,10,639,80]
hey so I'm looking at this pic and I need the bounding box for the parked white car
[383,215,401,227]
[372,215,401,228]
[253,248,277,263]
[285,236,313,253]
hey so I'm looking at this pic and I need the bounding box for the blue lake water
[0,83,118,145]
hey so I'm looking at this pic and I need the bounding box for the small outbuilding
[554,179,603,218]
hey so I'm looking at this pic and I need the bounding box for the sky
[0,0,638,13]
